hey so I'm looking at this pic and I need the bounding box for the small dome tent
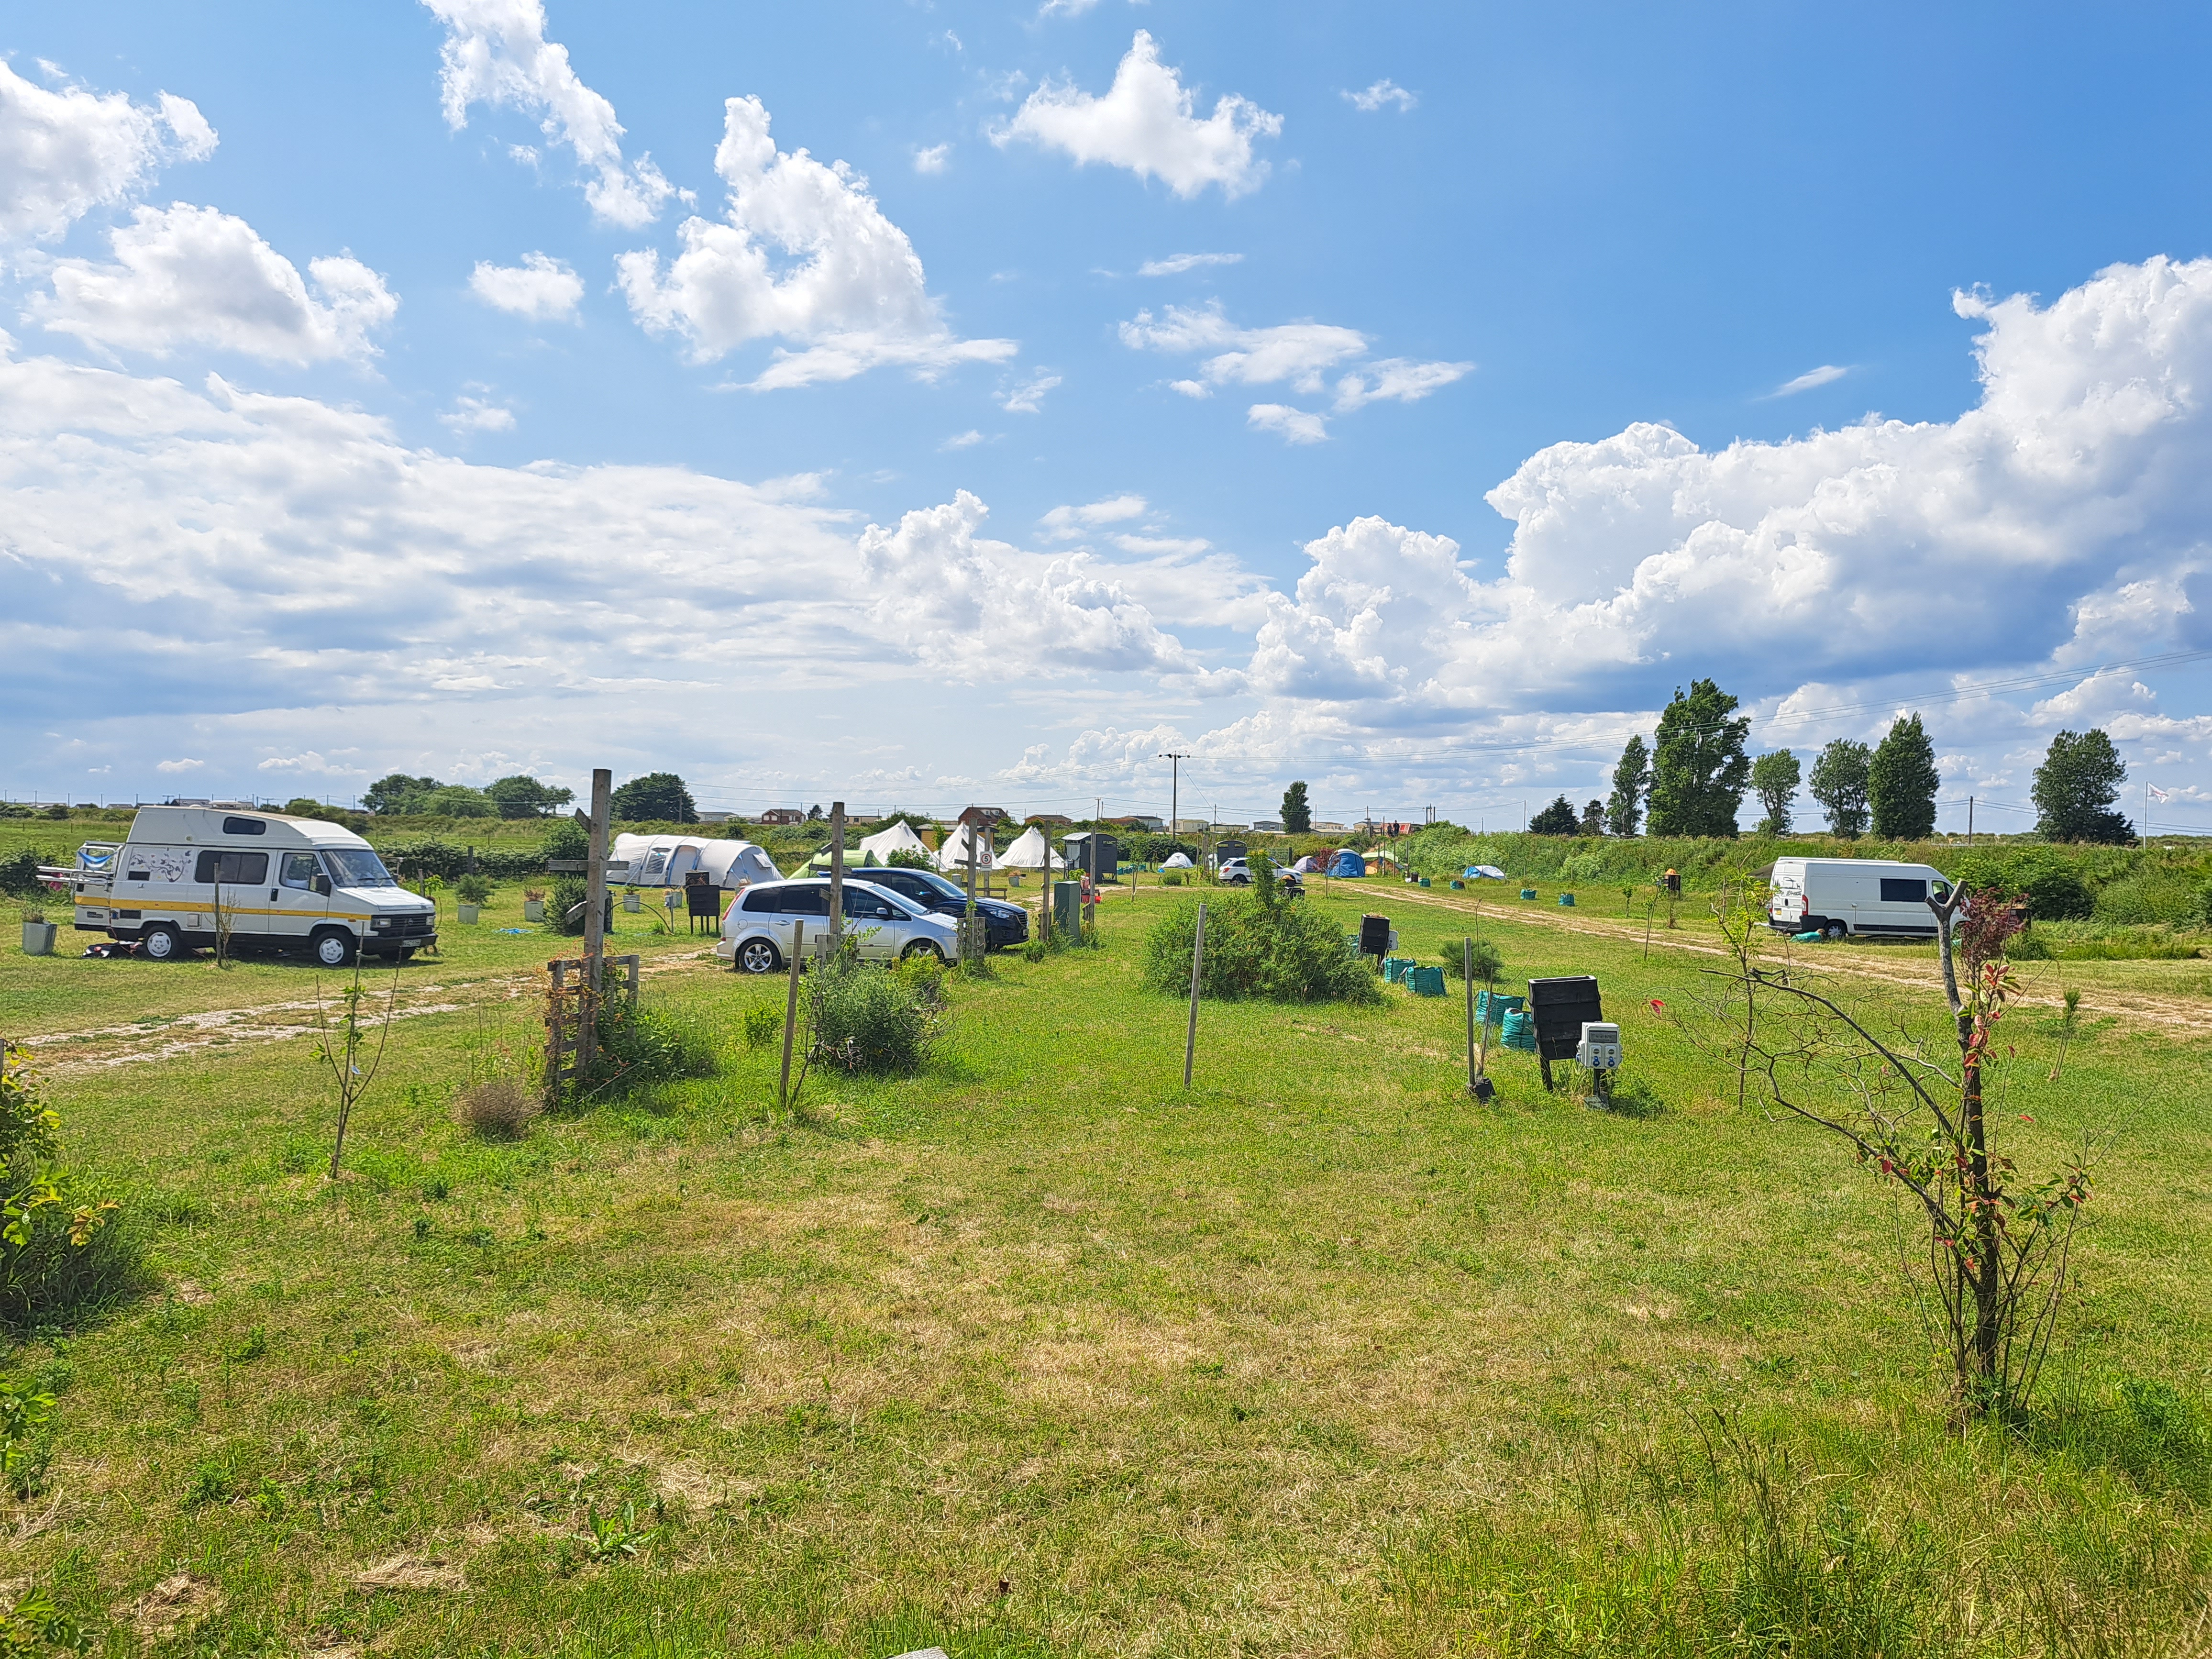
[1291,854,1320,874]
[612,833,781,890]
[1329,850,1368,878]
[1160,852,1195,870]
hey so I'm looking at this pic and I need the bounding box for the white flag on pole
[2149,783,2171,803]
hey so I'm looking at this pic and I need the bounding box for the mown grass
[1,885,2208,1655]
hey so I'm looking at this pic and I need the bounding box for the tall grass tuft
[584,998,719,1098]
[453,1077,542,1139]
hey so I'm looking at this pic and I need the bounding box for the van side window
[1879,878,1927,903]
[194,851,270,884]
[280,852,322,890]
[221,816,267,835]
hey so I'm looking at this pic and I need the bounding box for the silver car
[717,877,959,973]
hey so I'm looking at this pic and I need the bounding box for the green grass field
[2,881,2209,1656]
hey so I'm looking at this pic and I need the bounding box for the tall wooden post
[828,801,846,951]
[779,919,806,1114]
[1183,902,1207,1089]
[962,847,979,968]
[1464,936,1477,1093]
[579,767,610,1077]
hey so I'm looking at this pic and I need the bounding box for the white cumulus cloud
[423,0,674,229]
[1040,494,1147,538]
[468,251,583,321]
[1001,370,1062,413]
[1770,363,1849,397]
[1343,80,1417,113]
[0,60,215,245]
[617,96,1016,389]
[1138,251,1242,277]
[1248,403,1328,444]
[28,203,398,364]
[994,32,1282,199]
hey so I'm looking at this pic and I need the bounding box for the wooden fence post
[828,802,845,951]
[1464,936,1476,1092]
[778,919,806,1115]
[1183,902,1206,1089]
[580,767,610,1079]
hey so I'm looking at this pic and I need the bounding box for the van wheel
[140,924,183,962]
[1824,920,1847,941]
[311,928,357,968]
[736,939,781,974]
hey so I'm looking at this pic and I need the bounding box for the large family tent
[1329,850,1368,878]
[857,820,934,865]
[999,825,1066,870]
[611,833,781,890]
[936,821,996,874]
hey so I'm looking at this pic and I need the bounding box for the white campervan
[1768,857,1953,940]
[62,807,437,965]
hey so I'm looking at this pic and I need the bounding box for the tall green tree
[1750,749,1802,835]
[1605,735,1650,837]
[1647,680,1752,838]
[363,773,440,815]
[2032,729,2132,843]
[1528,795,1580,835]
[485,774,575,818]
[609,772,698,823]
[1280,780,1312,834]
[1808,739,1872,838]
[1580,799,1606,836]
[1868,714,1939,840]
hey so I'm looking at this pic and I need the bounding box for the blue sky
[6,1,2212,830]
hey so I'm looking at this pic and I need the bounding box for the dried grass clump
[453,1078,541,1139]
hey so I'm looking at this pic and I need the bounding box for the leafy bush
[0,850,48,898]
[2090,869,2198,925]
[1439,938,1506,982]
[1141,893,1382,1005]
[587,999,718,1095]
[805,954,938,1074]
[1948,850,2098,920]
[743,1006,783,1050]
[453,873,492,905]
[548,875,588,933]
[0,1045,143,1326]
[885,848,934,869]
[453,1078,540,1138]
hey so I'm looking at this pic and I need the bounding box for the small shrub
[1439,939,1505,982]
[0,1047,144,1325]
[585,998,718,1095]
[0,850,50,898]
[2090,870,2198,926]
[1141,893,1382,1005]
[890,951,948,1007]
[805,955,937,1074]
[1161,871,1185,887]
[453,873,492,906]
[742,1006,783,1051]
[454,1078,542,1138]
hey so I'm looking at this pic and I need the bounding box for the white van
[1769,857,1953,940]
[61,807,437,965]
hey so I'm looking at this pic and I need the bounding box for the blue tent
[1330,851,1367,878]
[1464,864,1507,881]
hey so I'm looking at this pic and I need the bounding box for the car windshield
[890,868,964,899]
[322,847,396,888]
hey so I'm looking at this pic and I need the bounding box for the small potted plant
[454,873,491,924]
[20,906,56,957]
[521,887,546,922]
[622,884,641,913]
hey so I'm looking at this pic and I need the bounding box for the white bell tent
[856,820,935,866]
[998,825,1066,870]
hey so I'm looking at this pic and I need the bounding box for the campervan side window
[194,851,269,884]
[279,852,322,889]
[222,816,267,835]
[1879,877,1928,903]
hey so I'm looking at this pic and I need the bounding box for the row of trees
[1529,678,2133,843]
[361,771,698,822]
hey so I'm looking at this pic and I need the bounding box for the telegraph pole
[1158,752,1188,836]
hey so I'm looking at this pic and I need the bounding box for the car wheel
[397,948,416,962]
[1824,920,1847,941]
[737,938,781,974]
[139,924,183,962]
[902,940,946,963]
[312,928,357,968]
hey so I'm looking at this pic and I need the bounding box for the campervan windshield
[323,848,397,888]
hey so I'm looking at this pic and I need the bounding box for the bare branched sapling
[314,962,400,1179]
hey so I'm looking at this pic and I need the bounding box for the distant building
[1249,818,1284,833]
[697,810,734,823]
[1173,818,1210,834]
[1026,813,1073,828]
[1312,821,1348,833]
[1110,814,1163,831]
[757,808,805,826]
